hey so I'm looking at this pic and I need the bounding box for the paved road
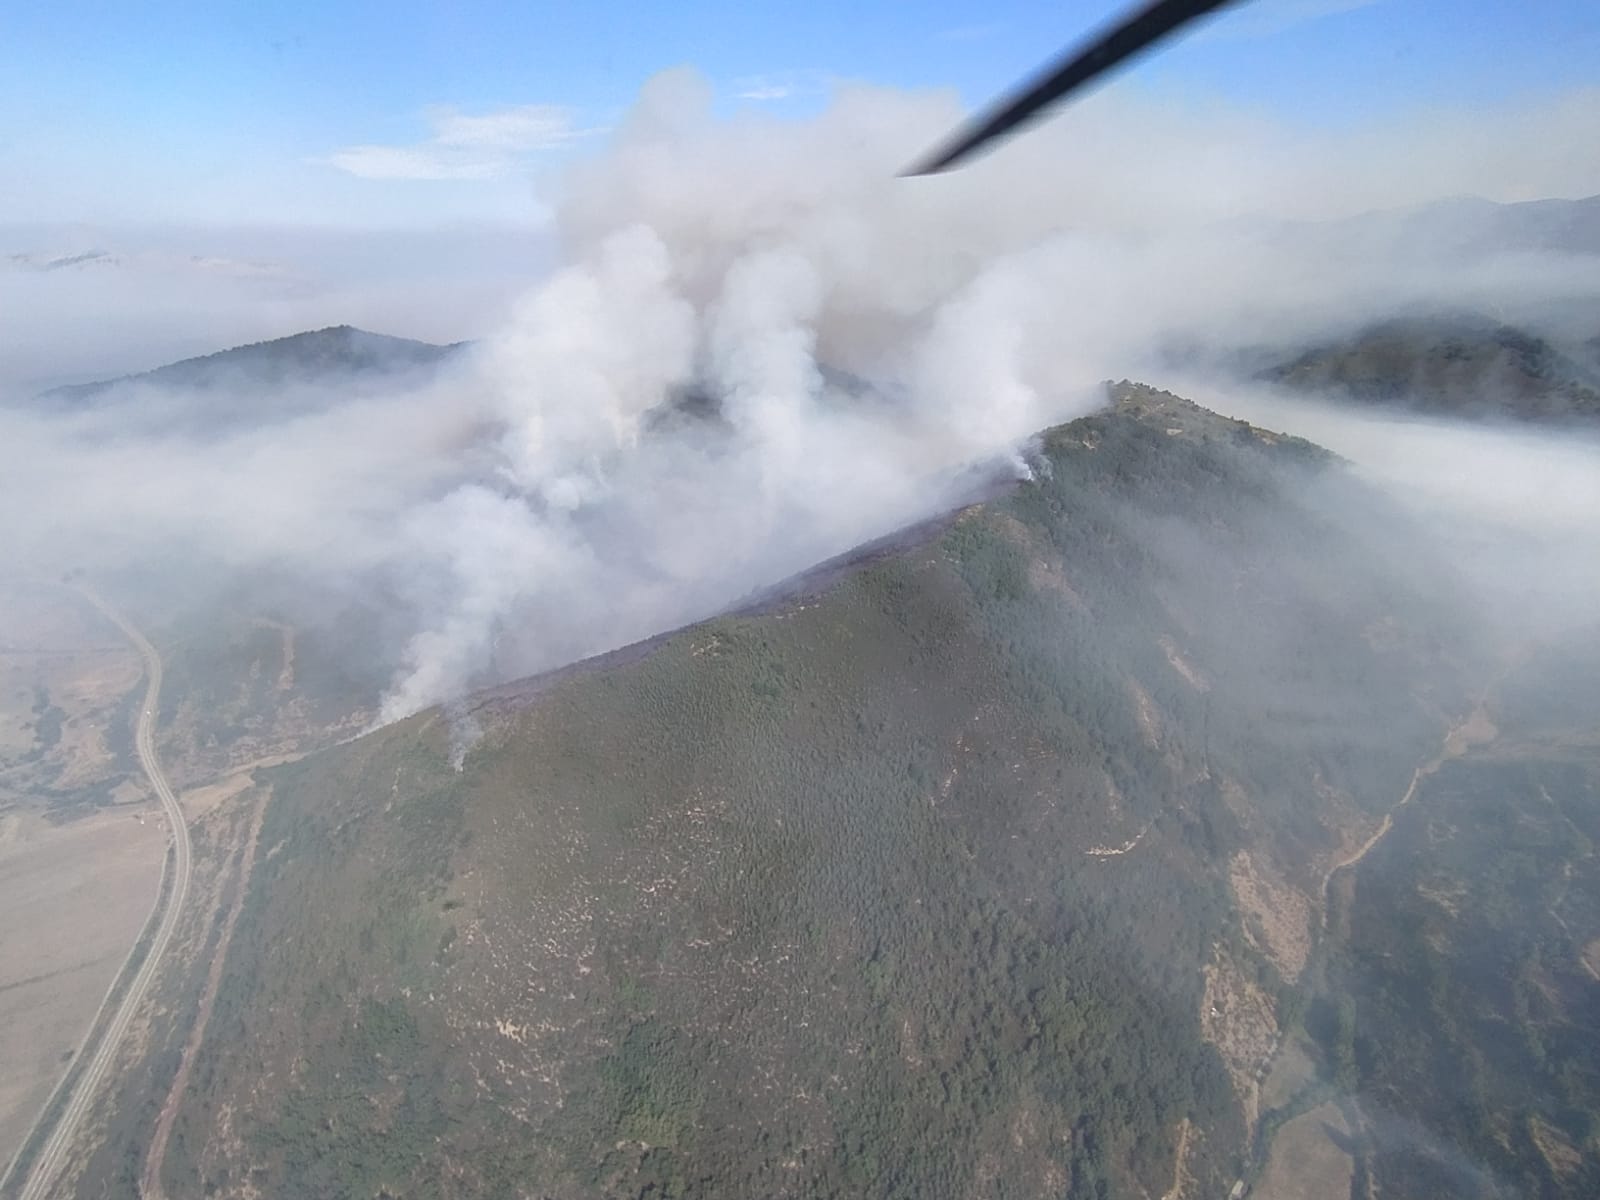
[12,597,190,1200]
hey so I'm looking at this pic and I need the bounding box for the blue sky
[3,0,1598,227]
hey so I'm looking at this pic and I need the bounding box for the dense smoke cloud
[2,72,1597,720]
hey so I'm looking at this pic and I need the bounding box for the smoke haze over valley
[3,72,1599,723]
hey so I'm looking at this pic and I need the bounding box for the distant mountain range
[15,192,1600,423]
[48,308,1600,431]
[1260,312,1600,422]
[40,325,465,405]
[6,249,125,272]
[1248,192,1600,260]
[3,245,298,291]
[23,195,1600,431]
[1215,195,1600,422]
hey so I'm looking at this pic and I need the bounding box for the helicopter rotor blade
[903,0,1243,176]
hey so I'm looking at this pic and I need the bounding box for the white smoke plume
[2,71,1597,722]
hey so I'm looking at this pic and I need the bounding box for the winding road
[1321,697,1498,934]
[10,596,190,1200]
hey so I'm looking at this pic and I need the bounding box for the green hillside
[125,384,1515,1199]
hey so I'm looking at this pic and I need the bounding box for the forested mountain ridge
[88,383,1537,1199]
[1260,313,1600,422]
[36,325,463,406]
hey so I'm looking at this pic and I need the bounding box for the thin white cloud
[738,83,794,102]
[732,71,833,104]
[323,105,595,181]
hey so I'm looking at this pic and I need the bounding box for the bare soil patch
[1581,938,1600,983]
[1200,948,1280,1130]
[1230,850,1313,982]
[0,581,144,813]
[1158,635,1209,692]
[1528,1114,1584,1184]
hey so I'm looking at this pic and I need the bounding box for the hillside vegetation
[133,383,1504,1200]
[1323,636,1600,1200]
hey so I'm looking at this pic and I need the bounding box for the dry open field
[0,582,166,1169]
[0,805,165,1167]
[1253,1103,1355,1200]
[0,582,143,810]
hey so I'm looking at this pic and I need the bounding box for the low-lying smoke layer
[3,72,1597,720]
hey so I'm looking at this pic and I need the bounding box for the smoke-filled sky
[3,12,1598,720]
